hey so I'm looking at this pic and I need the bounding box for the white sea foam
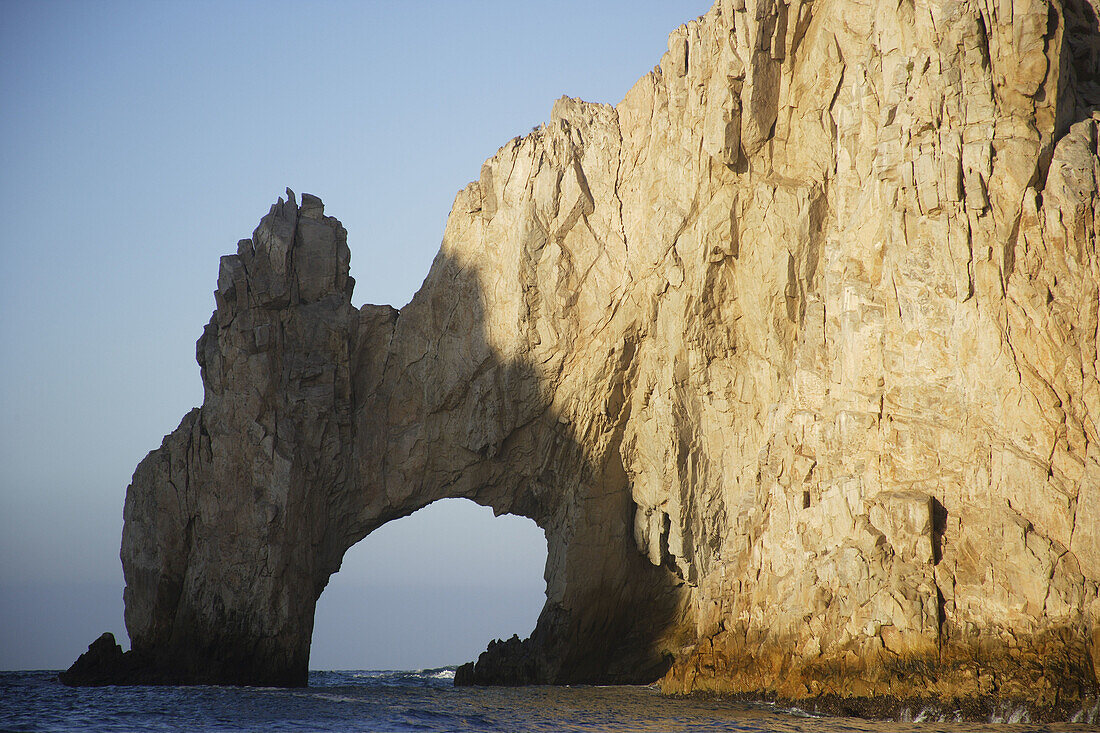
[990,704,1031,724]
[312,693,368,704]
[1071,697,1100,725]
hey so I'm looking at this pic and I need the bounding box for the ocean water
[1,669,1097,733]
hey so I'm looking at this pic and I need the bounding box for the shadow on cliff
[338,243,691,686]
[1061,0,1100,129]
[61,192,690,687]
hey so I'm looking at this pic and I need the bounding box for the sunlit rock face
[68,0,1100,714]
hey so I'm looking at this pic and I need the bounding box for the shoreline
[28,662,1100,725]
[671,690,1100,725]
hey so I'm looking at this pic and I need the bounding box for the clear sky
[0,0,712,671]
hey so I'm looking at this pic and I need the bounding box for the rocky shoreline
[682,690,1100,725]
[61,632,1099,723]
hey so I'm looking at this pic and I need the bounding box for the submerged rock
[70,0,1100,717]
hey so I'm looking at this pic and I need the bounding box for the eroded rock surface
[67,0,1099,716]
[83,187,686,688]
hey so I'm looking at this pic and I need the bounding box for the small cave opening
[310,499,548,672]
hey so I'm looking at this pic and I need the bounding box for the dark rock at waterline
[59,633,139,686]
[59,630,305,687]
[455,635,542,687]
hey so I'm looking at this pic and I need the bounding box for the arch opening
[310,498,547,671]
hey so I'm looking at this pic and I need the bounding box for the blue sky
[0,0,712,671]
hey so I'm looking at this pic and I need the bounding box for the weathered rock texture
[68,0,1100,716]
[111,189,687,687]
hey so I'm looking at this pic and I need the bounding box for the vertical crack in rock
[64,0,1100,719]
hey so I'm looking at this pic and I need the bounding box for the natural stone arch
[310,497,547,671]
[106,190,688,686]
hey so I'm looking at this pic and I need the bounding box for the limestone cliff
[66,0,1100,717]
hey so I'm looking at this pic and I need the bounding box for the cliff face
[67,0,1099,713]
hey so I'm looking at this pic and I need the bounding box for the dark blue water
[1,670,1097,732]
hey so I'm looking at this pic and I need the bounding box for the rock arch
[104,189,688,687]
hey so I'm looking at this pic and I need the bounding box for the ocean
[1,669,1097,732]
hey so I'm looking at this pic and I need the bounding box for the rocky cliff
[66,0,1100,718]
